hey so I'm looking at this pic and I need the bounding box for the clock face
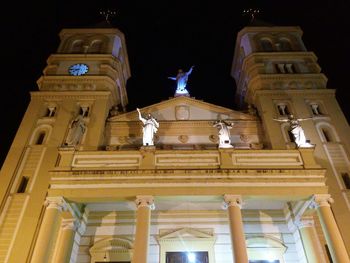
[68,63,89,76]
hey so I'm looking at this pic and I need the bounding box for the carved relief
[178,135,189,143]
[175,105,190,120]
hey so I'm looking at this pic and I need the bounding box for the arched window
[321,127,335,142]
[316,123,339,143]
[88,40,103,53]
[35,132,46,145]
[278,39,292,51]
[71,40,84,53]
[30,125,52,145]
[260,39,273,52]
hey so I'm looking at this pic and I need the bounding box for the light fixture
[103,252,107,262]
[187,252,196,263]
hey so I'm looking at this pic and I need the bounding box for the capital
[223,195,243,209]
[135,195,155,210]
[44,196,67,211]
[61,218,80,231]
[310,194,334,209]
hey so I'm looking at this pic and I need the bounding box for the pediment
[159,227,214,240]
[109,96,255,122]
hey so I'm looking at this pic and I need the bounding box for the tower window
[321,128,335,142]
[260,39,273,52]
[325,244,334,263]
[79,106,90,117]
[36,132,46,145]
[310,103,322,115]
[342,173,350,189]
[71,40,84,53]
[88,40,103,53]
[277,104,290,116]
[275,63,295,74]
[277,39,292,51]
[17,176,29,193]
[285,63,295,73]
[44,106,56,117]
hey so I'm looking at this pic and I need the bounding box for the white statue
[273,114,313,148]
[64,115,86,146]
[213,120,234,148]
[168,66,194,95]
[137,108,159,146]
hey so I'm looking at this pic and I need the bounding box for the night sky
[1,1,349,166]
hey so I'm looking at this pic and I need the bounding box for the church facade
[0,23,349,263]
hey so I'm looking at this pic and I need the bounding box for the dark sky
[1,1,349,166]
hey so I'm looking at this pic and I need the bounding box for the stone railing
[56,147,320,170]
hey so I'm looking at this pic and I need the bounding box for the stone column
[223,194,248,263]
[31,197,66,263]
[296,218,326,263]
[53,218,79,263]
[131,195,155,263]
[312,194,350,263]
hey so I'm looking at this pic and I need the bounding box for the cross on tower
[242,8,260,22]
[99,9,117,23]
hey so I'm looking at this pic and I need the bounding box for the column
[223,194,248,263]
[53,218,79,263]
[131,195,155,263]
[296,218,326,263]
[312,194,350,263]
[31,197,66,263]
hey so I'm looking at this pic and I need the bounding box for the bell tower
[231,25,350,253]
[0,25,131,262]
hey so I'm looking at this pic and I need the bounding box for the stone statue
[213,120,234,148]
[64,115,86,146]
[137,108,159,146]
[168,66,194,95]
[273,114,313,148]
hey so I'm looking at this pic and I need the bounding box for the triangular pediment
[159,227,214,240]
[109,96,255,122]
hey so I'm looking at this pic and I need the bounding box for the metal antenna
[242,8,260,22]
[99,9,117,23]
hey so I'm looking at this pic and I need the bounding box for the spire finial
[242,8,261,22]
[99,9,117,23]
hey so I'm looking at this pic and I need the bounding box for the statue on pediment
[213,120,234,148]
[168,66,194,96]
[137,108,159,146]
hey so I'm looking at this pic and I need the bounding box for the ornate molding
[310,194,334,209]
[44,196,67,211]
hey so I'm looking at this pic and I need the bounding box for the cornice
[254,89,335,96]
[30,90,111,100]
